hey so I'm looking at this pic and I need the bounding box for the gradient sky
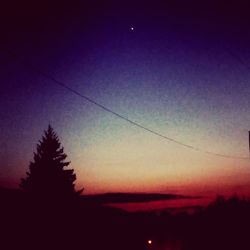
[1,1,250,196]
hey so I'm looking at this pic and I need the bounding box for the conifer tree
[20,125,83,198]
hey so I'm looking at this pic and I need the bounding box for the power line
[2,48,249,160]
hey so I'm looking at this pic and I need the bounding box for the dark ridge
[80,192,202,204]
[1,186,250,250]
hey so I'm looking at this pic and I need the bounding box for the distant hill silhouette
[1,186,250,250]
[81,192,198,203]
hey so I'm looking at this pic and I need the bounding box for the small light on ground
[147,240,152,245]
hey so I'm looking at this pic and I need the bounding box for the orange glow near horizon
[3,108,250,201]
[71,127,250,197]
[2,1,250,212]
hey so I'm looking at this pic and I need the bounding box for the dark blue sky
[1,1,250,195]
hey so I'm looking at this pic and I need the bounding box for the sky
[1,0,250,196]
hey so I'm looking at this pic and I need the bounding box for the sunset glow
[1,1,250,202]
[2,2,250,250]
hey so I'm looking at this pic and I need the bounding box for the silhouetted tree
[20,125,83,199]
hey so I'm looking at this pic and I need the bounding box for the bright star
[130,27,134,31]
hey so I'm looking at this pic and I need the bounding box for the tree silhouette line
[1,125,250,250]
[20,125,83,200]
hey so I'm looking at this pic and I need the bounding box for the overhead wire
[1,48,249,160]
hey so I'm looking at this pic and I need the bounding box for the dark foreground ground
[1,188,250,250]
